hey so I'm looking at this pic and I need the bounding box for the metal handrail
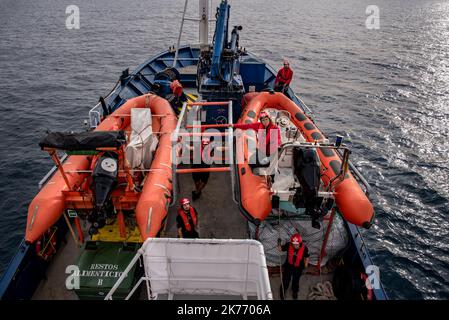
[276,141,348,170]
[170,101,189,207]
[88,82,122,129]
[38,153,68,189]
[171,99,235,206]
[88,102,102,128]
[227,100,238,204]
[105,238,272,301]
[124,276,262,300]
[336,148,372,197]
[290,92,373,196]
[293,93,315,117]
[279,141,372,197]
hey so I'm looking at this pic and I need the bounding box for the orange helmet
[290,233,302,245]
[180,198,190,206]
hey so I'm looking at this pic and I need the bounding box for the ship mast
[199,0,209,46]
[173,0,212,67]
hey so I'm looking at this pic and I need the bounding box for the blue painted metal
[210,1,229,80]
[240,56,267,92]
[85,43,307,121]
[0,215,70,300]
[0,241,30,298]
[197,0,244,102]
[103,46,201,113]
[347,223,388,300]
[0,239,52,300]
[92,45,305,123]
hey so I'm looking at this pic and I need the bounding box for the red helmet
[201,137,210,145]
[290,233,302,245]
[180,198,190,206]
[259,111,269,119]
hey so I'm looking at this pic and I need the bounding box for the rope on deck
[307,281,336,300]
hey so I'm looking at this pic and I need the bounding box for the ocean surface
[0,0,448,299]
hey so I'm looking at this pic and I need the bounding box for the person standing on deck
[274,59,293,95]
[277,233,310,300]
[192,137,213,201]
[177,198,199,238]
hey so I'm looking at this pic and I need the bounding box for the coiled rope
[307,281,336,300]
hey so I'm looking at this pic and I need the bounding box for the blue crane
[198,0,244,101]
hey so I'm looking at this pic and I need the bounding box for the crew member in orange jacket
[177,198,199,238]
[232,112,281,169]
[232,112,281,156]
[274,59,293,94]
[169,80,188,114]
[277,233,310,300]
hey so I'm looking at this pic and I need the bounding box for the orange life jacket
[288,243,305,267]
[177,207,197,232]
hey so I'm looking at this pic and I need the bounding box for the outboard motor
[92,152,119,208]
[292,148,323,228]
[89,152,119,234]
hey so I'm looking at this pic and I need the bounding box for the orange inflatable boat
[25,94,177,243]
[236,92,374,228]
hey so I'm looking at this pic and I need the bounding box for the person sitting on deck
[177,198,199,239]
[274,59,293,96]
[277,233,310,300]
[232,112,281,178]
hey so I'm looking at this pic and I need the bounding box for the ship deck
[32,168,334,300]
[164,169,335,300]
[33,235,79,299]
[32,63,336,300]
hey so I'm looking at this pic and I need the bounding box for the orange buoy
[236,92,374,228]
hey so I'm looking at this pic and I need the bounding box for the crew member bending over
[169,80,188,114]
